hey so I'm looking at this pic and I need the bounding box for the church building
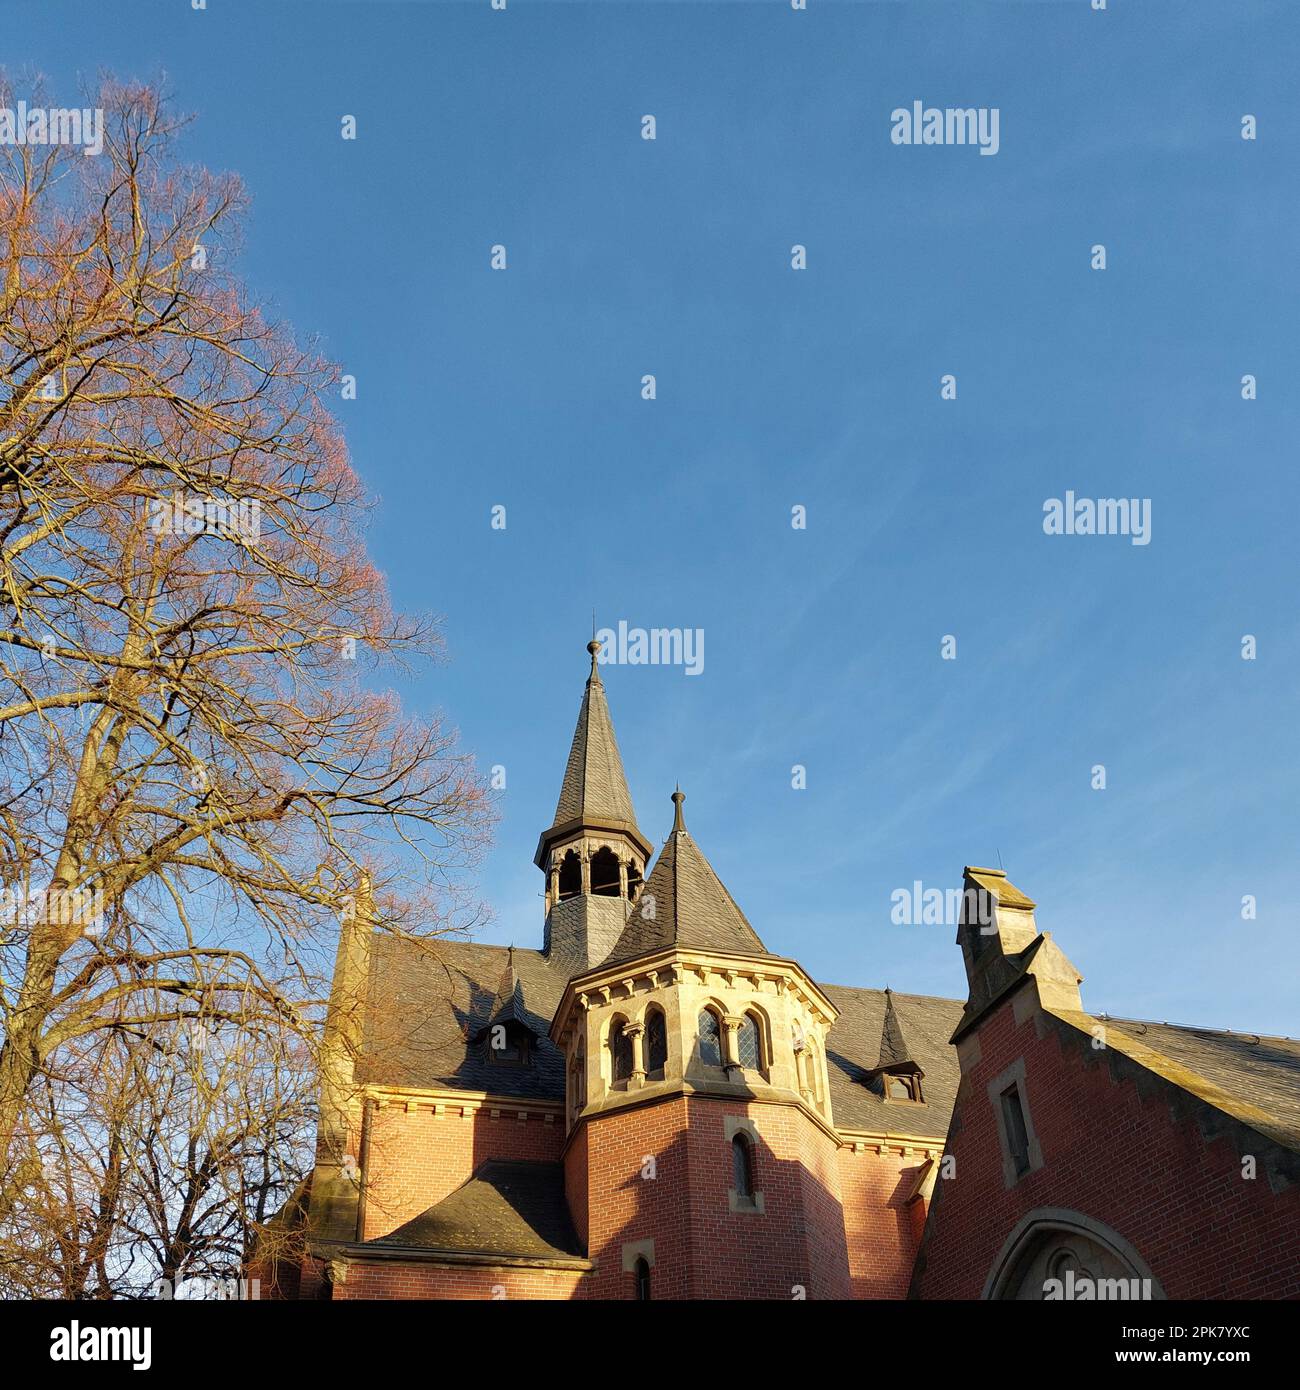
[259,642,1300,1300]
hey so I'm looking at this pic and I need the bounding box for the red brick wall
[331,1259,586,1300]
[912,995,1300,1299]
[838,1147,929,1298]
[580,1094,853,1300]
[581,1096,694,1300]
[360,1104,564,1241]
[564,1120,589,1250]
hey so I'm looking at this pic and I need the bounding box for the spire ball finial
[671,788,686,832]
[587,637,602,682]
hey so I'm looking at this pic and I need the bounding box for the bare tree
[0,76,492,1208]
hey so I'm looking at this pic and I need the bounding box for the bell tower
[536,640,653,970]
[549,791,853,1300]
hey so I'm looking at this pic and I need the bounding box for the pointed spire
[547,639,638,830]
[876,988,917,1071]
[474,945,530,1038]
[604,792,770,966]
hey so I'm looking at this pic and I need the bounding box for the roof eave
[533,815,654,868]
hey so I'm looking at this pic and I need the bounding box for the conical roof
[472,947,531,1039]
[551,640,637,827]
[604,791,770,966]
[874,988,921,1073]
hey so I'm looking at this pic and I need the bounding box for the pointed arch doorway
[983,1209,1164,1301]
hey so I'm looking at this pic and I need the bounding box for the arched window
[737,1012,762,1070]
[626,861,643,900]
[570,1038,586,1122]
[610,1017,633,1084]
[806,1040,821,1104]
[698,1009,723,1067]
[557,850,581,901]
[590,846,621,897]
[646,1008,668,1078]
[732,1132,754,1199]
[634,1256,651,1301]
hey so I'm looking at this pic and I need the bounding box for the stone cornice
[836,1127,946,1159]
[362,1083,564,1123]
[560,1077,844,1154]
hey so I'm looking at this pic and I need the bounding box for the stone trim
[724,1115,765,1214]
[981,1208,1165,1301]
[560,1079,843,1155]
[621,1238,655,1272]
[987,1057,1044,1188]
[364,1085,564,1121]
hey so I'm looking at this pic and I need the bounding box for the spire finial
[587,636,602,683]
[671,787,686,832]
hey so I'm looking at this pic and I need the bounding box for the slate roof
[1103,1016,1300,1150]
[471,947,528,1040]
[354,927,1300,1158]
[603,793,770,966]
[357,936,570,1099]
[365,1160,584,1263]
[549,646,638,828]
[822,986,965,1140]
[874,988,920,1072]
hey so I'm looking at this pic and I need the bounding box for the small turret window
[646,1008,668,1078]
[557,850,581,901]
[634,1257,651,1301]
[590,846,621,897]
[698,1009,723,1067]
[610,1017,633,1084]
[737,1013,763,1070]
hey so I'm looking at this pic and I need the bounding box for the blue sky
[16,1,1298,1034]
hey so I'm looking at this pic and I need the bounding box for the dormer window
[485,1022,533,1067]
[885,1072,923,1103]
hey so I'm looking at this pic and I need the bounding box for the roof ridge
[1104,1014,1297,1045]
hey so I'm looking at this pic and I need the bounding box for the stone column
[722,1015,743,1069]
[580,847,591,894]
[625,1022,646,1089]
[618,858,629,900]
[794,1039,809,1096]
